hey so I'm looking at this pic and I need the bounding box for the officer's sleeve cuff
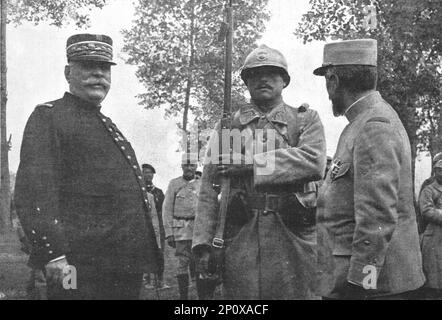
[49,255,66,263]
[347,260,381,289]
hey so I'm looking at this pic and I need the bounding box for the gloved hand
[166,235,176,248]
[216,154,253,177]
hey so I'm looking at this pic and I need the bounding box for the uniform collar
[344,91,382,122]
[64,92,102,112]
[239,101,288,126]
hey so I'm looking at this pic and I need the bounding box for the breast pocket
[173,190,196,219]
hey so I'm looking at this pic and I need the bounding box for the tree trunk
[182,0,195,152]
[0,0,10,233]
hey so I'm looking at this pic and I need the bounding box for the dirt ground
[0,230,222,300]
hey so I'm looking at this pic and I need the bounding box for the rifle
[213,0,233,250]
[197,0,233,299]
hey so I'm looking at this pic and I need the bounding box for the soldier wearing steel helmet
[192,44,326,299]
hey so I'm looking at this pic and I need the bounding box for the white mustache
[83,79,110,87]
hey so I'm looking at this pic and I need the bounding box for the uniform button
[42,236,47,240]
[114,138,119,142]
[101,118,106,123]
[121,146,126,151]
[108,128,113,132]
[138,176,142,180]
[54,219,58,225]
[31,230,36,234]
[36,207,41,212]
[142,187,146,191]
[46,244,50,247]
[48,250,53,254]
[133,165,137,170]
[127,156,132,160]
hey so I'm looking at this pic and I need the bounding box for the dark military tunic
[14,92,160,274]
[146,184,165,247]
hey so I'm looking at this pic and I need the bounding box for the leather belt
[173,216,195,221]
[248,193,287,213]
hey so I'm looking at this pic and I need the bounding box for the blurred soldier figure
[14,34,160,300]
[314,39,425,299]
[142,164,168,289]
[420,153,442,194]
[193,45,326,299]
[419,159,442,299]
[162,154,200,300]
[416,153,442,234]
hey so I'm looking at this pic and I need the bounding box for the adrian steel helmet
[240,44,290,87]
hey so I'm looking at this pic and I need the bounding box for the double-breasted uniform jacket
[193,101,326,299]
[14,92,160,274]
[163,177,201,242]
[419,180,442,289]
[316,91,425,298]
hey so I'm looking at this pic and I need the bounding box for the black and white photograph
[0,0,441,305]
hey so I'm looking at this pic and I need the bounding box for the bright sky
[6,0,430,191]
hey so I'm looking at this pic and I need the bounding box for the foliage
[295,0,442,160]
[7,0,108,27]
[122,0,270,133]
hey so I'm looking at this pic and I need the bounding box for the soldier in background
[162,154,200,300]
[193,45,326,299]
[416,153,442,234]
[314,39,425,299]
[14,33,160,299]
[419,159,442,299]
[141,164,167,289]
[419,153,442,200]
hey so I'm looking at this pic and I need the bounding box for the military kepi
[66,33,116,65]
[313,39,377,76]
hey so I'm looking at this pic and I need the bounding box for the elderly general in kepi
[314,39,425,299]
[193,45,326,299]
[14,34,160,300]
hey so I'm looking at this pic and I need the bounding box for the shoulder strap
[264,105,302,147]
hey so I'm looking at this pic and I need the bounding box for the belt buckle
[212,238,224,249]
[264,194,279,213]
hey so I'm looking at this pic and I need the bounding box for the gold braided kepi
[66,33,116,65]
